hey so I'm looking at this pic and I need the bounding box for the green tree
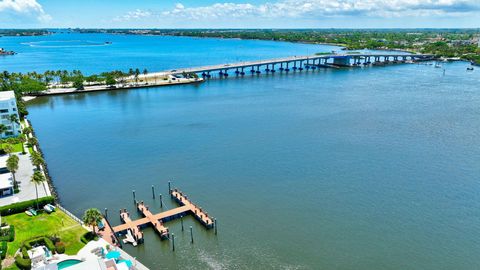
[105,75,116,86]
[27,137,38,148]
[3,144,14,156]
[6,154,19,190]
[31,170,46,209]
[72,76,84,90]
[83,208,103,234]
[134,68,140,85]
[0,124,7,137]
[23,126,33,136]
[19,136,26,154]
[31,151,44,170]
[9,114,18,135]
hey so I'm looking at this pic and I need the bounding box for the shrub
[80,231,99,244]
[0,241,6,259]
[21,247,29,259]
[15,254,31,270]
[0,225,15,242]
[0,197,55,216]
[55,242,65,254]
[23,236,55,253]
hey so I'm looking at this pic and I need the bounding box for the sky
[0,0,479,29]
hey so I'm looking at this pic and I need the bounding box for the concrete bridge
[158,53,434,78]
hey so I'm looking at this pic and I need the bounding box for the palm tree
[6,154,19,190]
[31,151,45,170]
[27,137,38,148]
[143,69,148,84]
[31,171,45,209]
[23,126,33,137]
[9,114,18,136]
[0,124,7,138]
[3,144,14,156]
[83,208,102,234]
[134,68,140,85]
[19,136,26,154]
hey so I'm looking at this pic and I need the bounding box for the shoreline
[25,77,203,100]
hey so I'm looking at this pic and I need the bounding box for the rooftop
[0,91,15,101]
[0,172,13,189]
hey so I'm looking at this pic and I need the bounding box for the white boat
[25,210,33,216]
[43,204,55,213]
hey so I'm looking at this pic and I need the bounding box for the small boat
[43,204,55,213]
[434,62,442,68]
[467,67,474,71]
[29,208,38,216]
[25,210,33,216]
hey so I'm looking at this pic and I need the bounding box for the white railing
[56,204,84,225]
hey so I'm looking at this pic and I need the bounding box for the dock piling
[181,216,184,231]
[172,233,175,251]
[168,181,171,193]
[132,190,136,203]
[104,208,108,219]
[214,218,217,235]
[152,185,155,199]
[190,226,194,244]
[159,194,163,208]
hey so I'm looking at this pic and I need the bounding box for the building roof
[0,155,7,169]
[0,91,15,101]
[0,172,13,189]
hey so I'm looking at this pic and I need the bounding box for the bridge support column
[333,57,351,67]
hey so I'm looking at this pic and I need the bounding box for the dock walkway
[103,187,215,246]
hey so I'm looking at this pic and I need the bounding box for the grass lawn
[4,210,87,257]
[0,143,24,153]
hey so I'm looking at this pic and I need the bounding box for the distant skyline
[1,0,480,29]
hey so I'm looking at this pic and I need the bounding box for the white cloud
[114,9,152,21]
[159,0,480,20]
[0,0,51,22]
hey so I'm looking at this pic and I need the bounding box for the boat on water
[434,62,442,68]
[0,48,15,56]
[467,67,474,71]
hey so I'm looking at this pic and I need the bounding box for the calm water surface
[3,33,480,270]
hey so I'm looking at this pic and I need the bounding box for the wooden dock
[102,187,215,246]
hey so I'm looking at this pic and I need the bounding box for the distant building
[0,91,21,138]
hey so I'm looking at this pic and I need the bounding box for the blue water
[0,32,337,74]
[3,33,480,270]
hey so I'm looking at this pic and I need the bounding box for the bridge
[151,53,434,78]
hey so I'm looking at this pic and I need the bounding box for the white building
[0,155,14,197]
[0,91,21,138]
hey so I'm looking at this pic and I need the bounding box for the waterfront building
[0,91,20,138]
[0,155,14,197]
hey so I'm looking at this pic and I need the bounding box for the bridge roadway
[157,53,434,76]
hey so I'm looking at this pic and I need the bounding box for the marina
[99,185,215,248]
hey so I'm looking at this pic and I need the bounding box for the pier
[151,53,434,79]
[99,186,215,247]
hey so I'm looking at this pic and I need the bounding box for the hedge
[0,225,15,242]
[55,242,65,254]
[15,255,31,270]
[21,247,29,259]
[0,197,55,216]
[23,236,55,252]
[80,231,99,244]
[0,241,6,259]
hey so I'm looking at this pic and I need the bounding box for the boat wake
[21,40,112,48]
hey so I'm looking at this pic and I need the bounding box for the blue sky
[0,0,479,28]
